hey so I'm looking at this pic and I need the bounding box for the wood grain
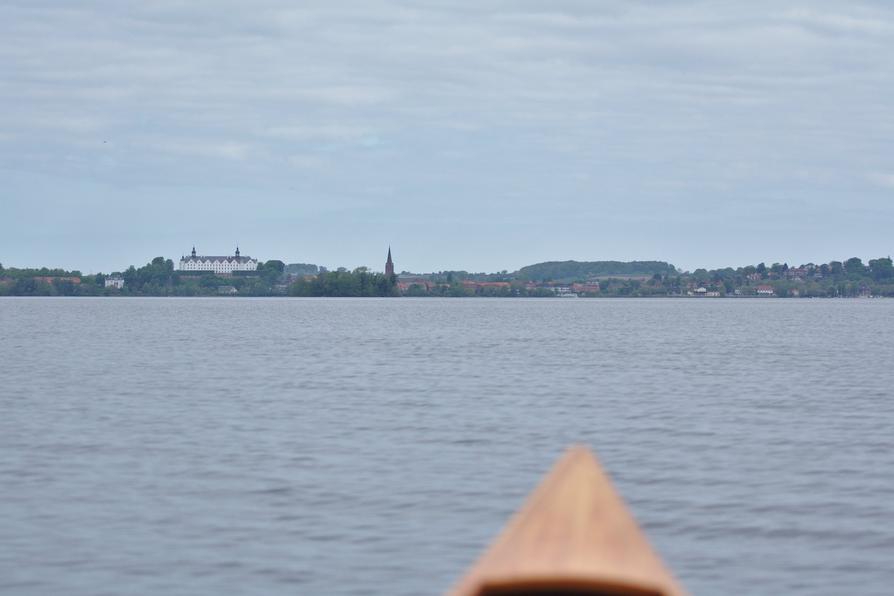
[448,446,687,596]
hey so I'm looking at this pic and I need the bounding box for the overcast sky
[2,1,892,273]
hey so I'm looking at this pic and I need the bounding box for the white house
[105,275,125,289]
[179,246,259,275]
[552,286,578,297]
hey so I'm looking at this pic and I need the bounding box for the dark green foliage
[869,257,893,280]
[123,257,176,294]
[844,257,866,276]
[285,263,320,276]
[262,260,285,273]
[256,260,286,285]
[516,260,676,281]
[289,268,398,297]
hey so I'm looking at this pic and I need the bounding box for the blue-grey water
[1,297,893,595]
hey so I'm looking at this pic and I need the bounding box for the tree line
[2,256,893,297]
[0,258,287,297]
[288,268,397,297]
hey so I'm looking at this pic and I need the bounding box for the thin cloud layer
[1,1,892,272]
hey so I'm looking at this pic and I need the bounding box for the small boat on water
[448,446,687,596]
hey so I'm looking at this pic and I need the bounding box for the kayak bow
[448,446,687,596]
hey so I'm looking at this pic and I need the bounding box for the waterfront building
[552,286,577,297]
[385,247,395,277]
[571,283,600,294]
[461,281,511,290]
[104,275,124,289]
[756,285,775,296]
[179,246,258,275]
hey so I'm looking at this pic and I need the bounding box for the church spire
[191,246,196,258]
[385,246,394,277]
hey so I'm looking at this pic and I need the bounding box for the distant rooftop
[181,255,255,263]
[180,245,256,263]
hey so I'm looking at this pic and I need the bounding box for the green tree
[869,257,893,280]
[844,257,865,276]
[288,268,397,297]
[264,260,285,273]
[258,260,286,284]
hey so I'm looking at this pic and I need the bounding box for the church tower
[385,246,394,277]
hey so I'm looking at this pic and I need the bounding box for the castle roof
[181,255,256,263]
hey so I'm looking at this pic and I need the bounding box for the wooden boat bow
[448,446,687,596]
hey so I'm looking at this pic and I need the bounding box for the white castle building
[179,246,259,275]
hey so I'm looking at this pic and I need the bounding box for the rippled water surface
[1,297,893,595]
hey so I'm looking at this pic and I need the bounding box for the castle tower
[191,246,197,258]
[235,246,240,258]
[385,246,394,277]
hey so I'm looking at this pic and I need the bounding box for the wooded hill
[514,260,677,281]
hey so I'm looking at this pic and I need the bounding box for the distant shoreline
[2,256,892,298]
[1,294,889,300]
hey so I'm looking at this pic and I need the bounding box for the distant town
[1,246,893,298]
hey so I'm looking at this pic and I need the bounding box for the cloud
[868,173,894,189]
[286,154,328,169]
[138,138,252,160]
[1,0,893,271]
[263,124,376,141]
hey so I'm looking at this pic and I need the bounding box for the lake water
[1,297,893,595]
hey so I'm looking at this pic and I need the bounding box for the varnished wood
[448,446,687,596]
